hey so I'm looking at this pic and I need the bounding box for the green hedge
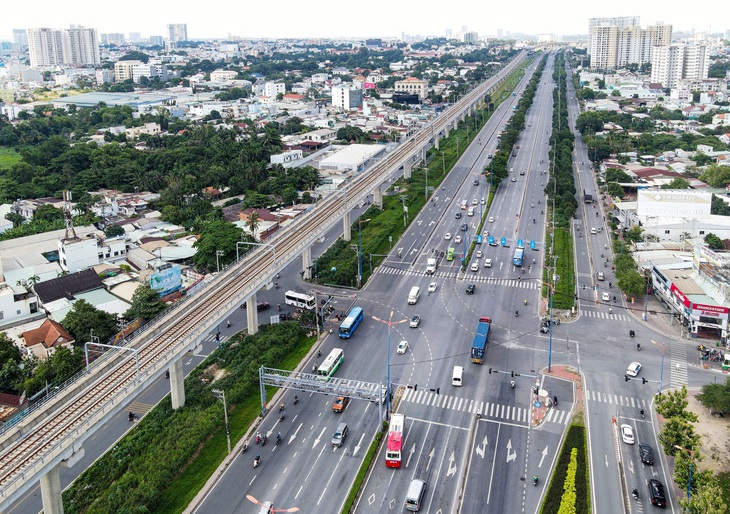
[541,424,590,514]
[63,322,312,513]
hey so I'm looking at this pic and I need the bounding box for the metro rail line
[0,53,526,504]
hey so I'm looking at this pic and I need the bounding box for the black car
[473,179,479,186]
[455,212,462,219]
[460,223,468,231]
[241,301,271,311]
[466,284,475,294]
[648,479,666,507]
[639,443,654,465]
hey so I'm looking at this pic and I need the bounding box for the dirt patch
[687,393,730,474]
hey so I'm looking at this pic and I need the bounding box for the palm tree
[246,211,261,240]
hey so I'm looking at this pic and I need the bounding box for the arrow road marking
[538,446,548,467]
[475,434,488,458]
[427,447,435,471]
[506,439,517,463]
[405,443,416,468]
[353,432,365,457]
[313,426,327,449]
[288,423,302,445]
[447,452,457,477]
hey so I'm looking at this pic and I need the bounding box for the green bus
[317,348,344,381]
[446,247,455,261]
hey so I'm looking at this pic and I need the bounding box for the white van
[408,286,420,305]
[405,479,427,512]
[470,261,479,272]
[452,366,463,386]
[484,258,493,268]
[467,207,475,217]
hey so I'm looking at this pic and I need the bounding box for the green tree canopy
[0,332,25,394]
[660,178,690,189]
[191,220,245,273]
[704,233,723,250]
[62,299,118,344]
[124,283,168,321]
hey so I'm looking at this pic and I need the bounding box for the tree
[62,299,118,344]
[191,220,244,272]
[678,477,728,514]
[656,386,698,422]
[660,178,690,189]
[33,204,64,223]
[704,233,723,250]
[104,224,125,238]
[245,211,261,239]
[124,283,167,321]
[0,332,25,394]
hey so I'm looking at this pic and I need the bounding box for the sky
[2,0,723,42]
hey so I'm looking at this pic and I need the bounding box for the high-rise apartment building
[651,43,709,89]
[331,84,362,110]
[63,25,100,65]
[588,16,639,55]
[13,29,28,51]
[589,23,671,69]
[27,26,99,67]
[167,24,188,42]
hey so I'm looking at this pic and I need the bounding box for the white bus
[317,348,345,381]
[284,290,316,310]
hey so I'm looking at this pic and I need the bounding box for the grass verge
[541,423,590,514]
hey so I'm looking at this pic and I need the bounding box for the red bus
[385,413,405,468]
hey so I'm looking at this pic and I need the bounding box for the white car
[480,198,486,205]
[602,291,610,302]
[454,235,462,244]
[509,167,514,173]
[472,199,478,205]
[470,261,479,272]
[510,177,516,182]
[397,340,409,354]
[445,232,452,240]
[488,216,494,223]
[621,424,635,444]
[476,250,483,258]
[428,282,438,293]
[626,362,642,377]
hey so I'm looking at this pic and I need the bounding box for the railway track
[0,53,525,504]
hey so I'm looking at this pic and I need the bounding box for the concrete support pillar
[454,119,458,131]
[421,145,426,164]
[434,135,440,150]
[445,127,450,139]
[246,295,259,336]
[170,357,186,409]
[343,211,351,242]
[302,246,312,280]
[373,186,383,209]
[41,467,63,514]
[403,159,412,179]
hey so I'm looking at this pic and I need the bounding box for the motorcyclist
[254,454,261,465]
[294,395,299,404]
[640,409,645,418]
[632,488,639,499]
[226,320,231,327]
[515,310,519,317]
[524,299,527,305]
[510,380,515,388]
[533,475,539,485]
[276,432,282,444]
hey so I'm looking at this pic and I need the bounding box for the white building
[26,26,99,68]
[395,77,429,100]
[58,234,128,273]
[331,84,363,110]
[587,16,640,55]
[210,70,238,82]
[651,43,709,89]
[590,23,672,69]
[264,82,286,98]
[319,144,386,172]
[167,23,188,42]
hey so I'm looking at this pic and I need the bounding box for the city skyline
[2,0,723,42]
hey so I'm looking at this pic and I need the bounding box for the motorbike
[254,455,261,468]
[533,219,536,224]
[510,380,515,389]
[276,434,282,446]
[128,411,135,422]
[226,320,231,327]
[515,311,519,317]
[553,395,558,406]
[275,282,280,289]
[165,370,170,379]
[630,330,635,338]
[242,440,249,452]
[261,435,268,446]
[279,411,285,422]
[533,475,539,486]
[640,409,645,419]
[293,395,299,405]
[276,304,281,311]
[256,433,261,444]
[637,343,641,351]
[613,296,616,303]
[632,489,639,500]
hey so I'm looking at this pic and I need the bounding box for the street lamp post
[674,445,695,501]
[215,250,225,274]
[644,265,651,321]
[212,389,231,454]
[357,219,371,289]
[371,311,408,420]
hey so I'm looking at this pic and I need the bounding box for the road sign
[488,236,495,246]
[476,235,483,244]
[517,239,524,248]
[501,237,507,247]
[530,240,536,250]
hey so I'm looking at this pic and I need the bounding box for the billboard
[637,190,711,218]
[150,264,182,297]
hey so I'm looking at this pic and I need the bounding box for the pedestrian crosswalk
[400,387,569,425]
[579,310,630,322]
[377,266,541,289]
[669,341,688,388]
[201,332,231,345]
[585,390,649,409]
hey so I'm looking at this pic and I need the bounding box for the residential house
[20,318,74,359]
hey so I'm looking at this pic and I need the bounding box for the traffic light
[414,384,417,391]
[511,371,515,377]
[489,368,493,374]
[436,388,440,395]
[216,332,220,342]
[642,378,647,384]
[624,374,629,382]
